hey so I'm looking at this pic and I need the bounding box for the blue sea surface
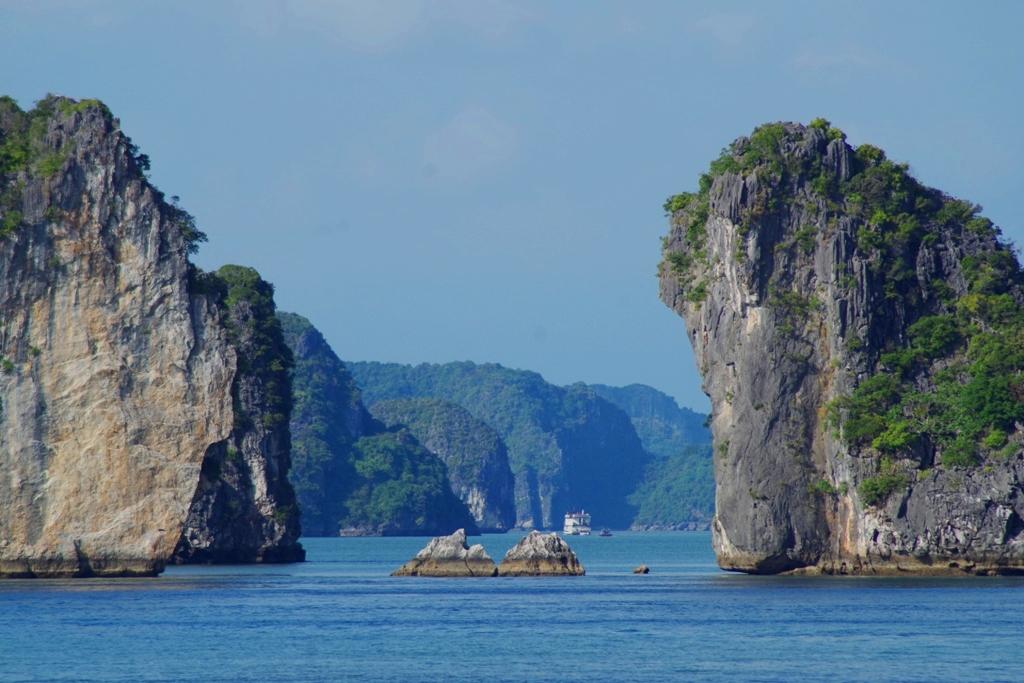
[1,532,1022,682]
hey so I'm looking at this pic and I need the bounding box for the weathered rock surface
[660,120,1024,575]
[279,313,477,536]
[497,531,585,576]
[0,95,300,576]
[172,267,303,564]
[349,361,648,530]
[370,398,516,532]
[391,528,497,577]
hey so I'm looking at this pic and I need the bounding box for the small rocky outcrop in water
[660,118,1024,575]
[497,531,585,576]
[391,529,497,577]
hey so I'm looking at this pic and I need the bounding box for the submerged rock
[391,529,497,577]
[497,531,585,576]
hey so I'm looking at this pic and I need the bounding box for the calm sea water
[2,531,1022,682]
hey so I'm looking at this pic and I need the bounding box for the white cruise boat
[563,510,592,536]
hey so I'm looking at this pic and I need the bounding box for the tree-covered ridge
[369,398,509,492]
[662,119,1024,506]
[279,313,476,536]
[588,383,710,456]
[369,397,517,531]
[588,383,713,527]
[278,311,367,534]
[629,446,714,528]
[349,361,649,529]
[341,430,477,536]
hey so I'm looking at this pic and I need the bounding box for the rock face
[498,531,585,576]
[660,119,1024,575]
[391,528,497,577]
[279,313,477,536]
[590,383,714,529]
[172,267,303,563]
[349,361,648,530]
[0,95,300,576]
[370,398,516,532]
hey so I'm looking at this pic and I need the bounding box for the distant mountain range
[348,361,713,531]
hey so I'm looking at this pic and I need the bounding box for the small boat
[599,528,612,537]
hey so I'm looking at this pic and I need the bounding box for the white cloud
[694,11,756,47]
[232,0,426,51]
[792,48,878,72]
[440,0,536,40]
[422,107,517,184]
[232,0,536,51]
[288,0,425,51]
[790,45,910,78]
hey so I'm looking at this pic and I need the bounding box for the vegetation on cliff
[175,265,303,563]
[204,266,294,431]
[663,119,1024,505]
[279,313,476,536]
[660,119,1024,573]
[0,95,205,252]
[0,94,293,575]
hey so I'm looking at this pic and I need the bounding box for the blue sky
[2,1,1021,411]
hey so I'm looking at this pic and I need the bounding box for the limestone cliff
[370,397,516,532]
[0,95,300,576]
[660,119,1024,575]
[172,266,303,563]
[497,531,584,576]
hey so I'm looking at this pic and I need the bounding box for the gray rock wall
[660,122,1024,574]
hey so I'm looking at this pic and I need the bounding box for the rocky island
[391,528,497,577]
[661,119,1024,575]
[497,531,585,576]
[0,95,301,576]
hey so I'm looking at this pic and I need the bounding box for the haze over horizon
[2,1,1020,411]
